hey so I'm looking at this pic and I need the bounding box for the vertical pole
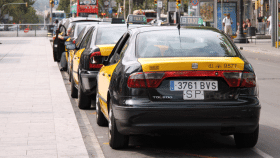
[234,0,248,43]
[129,0,131,15]
[124,0,126,20]
[157,2,160,21]
[17,25,18,37]
[277,0,279,49]
[35,25,37,37]
[271,0,275,47]
[51,4,53,25]
[214,0,217,28]
[221,0,223,31]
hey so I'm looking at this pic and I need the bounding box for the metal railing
[0,24,55,37]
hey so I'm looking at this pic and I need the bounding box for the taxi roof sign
[127,14,147,24]
[112,18,125,24]
[180,16,204,26]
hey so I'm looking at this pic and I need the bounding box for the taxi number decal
[208,64,238,69]
[150,66,159,70]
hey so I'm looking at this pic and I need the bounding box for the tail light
[127,72,165,88]
[72,40,76,44]
[127,71,256,88]
[240,72,256,87]
[223,72,242,87]
[89,51,103,69]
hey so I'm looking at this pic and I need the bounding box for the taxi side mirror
[239,47,243,50]
[65,41,72,45]
[66,44,76,50]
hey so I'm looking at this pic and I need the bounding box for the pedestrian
[257,13,264,33]
[246,19,252,28]
[223,13,233,37]
[267,14,272,34]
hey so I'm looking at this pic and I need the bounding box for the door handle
[108,74,111,77]
[102,73,105,76]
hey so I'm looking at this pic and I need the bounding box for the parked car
[95,26,261,149]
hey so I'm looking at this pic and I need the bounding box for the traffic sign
[192,0,199,6]
[158,1,163,8]
[24,28,30,33]
[54,0,58,5]
[109,8,112,14]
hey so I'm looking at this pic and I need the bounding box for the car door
[98,33,131,115]
[73,28,94,84]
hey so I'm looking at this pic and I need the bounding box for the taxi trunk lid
[96,44,115,56]
[133,57,246,102]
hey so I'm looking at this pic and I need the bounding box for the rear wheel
[234,125,259,148]
[108,99,129,149]
[70,74,78,98]
[78,80,91,109]
[96,91,108,126]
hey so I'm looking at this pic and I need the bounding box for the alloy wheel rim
[108,108,112,140]
[96,94,99,119]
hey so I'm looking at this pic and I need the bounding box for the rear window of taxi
[136,29,237,58]
[96,27,127,45]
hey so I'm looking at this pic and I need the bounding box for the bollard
[35,25,37,37]
[17,25,18,37]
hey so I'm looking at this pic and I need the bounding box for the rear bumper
[80,70,98,95]
[112,98,261,135]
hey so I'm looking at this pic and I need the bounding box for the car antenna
[177,23,182,49]
[177,23,181,35]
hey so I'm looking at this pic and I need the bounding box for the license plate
[183,90,204,100]
[170,81,218,91]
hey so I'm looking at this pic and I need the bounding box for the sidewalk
[0,37,89,158]
[235,39,280,56]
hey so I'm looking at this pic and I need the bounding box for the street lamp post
[234,0,248,43]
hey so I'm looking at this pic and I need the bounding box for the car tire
[234,125,259,148]
[78,80,91,109]
[70,74,78,98]
[96,91,108,126]
[108,99,129,149]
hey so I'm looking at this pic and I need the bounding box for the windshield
[79,0,96,5]
[96,27,127,45]
[136,29,237,58]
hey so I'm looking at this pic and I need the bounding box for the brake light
[240,72,256,87]
[127,72,165,88]
[73,40,76,44]
[127,71,256,88]
[89,51,103,69]
[223,72,242,87]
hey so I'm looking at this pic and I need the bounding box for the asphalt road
[61,49,280,158]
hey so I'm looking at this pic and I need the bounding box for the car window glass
[95,26,127,45]
[80,28,93,49]
[136,30,237,58]
[85,29,94,49]
[109,34,130,65]
[69,25,75,37]
[76,27,86,47]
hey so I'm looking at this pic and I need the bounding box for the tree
[57,0,70,14]
[0,0,39,24]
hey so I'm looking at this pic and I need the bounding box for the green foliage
[57,0,70,14]
[0,0,39,24]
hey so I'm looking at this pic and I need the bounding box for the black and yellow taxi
[67,25,93,81]
[67,24,128,109]
[53,17,100,62]
[95,26,261,149]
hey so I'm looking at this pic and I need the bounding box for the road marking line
[77,100,105,158]
[251,148,273,158]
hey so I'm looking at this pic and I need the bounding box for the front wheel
[78,80,91,109]
[70,74,78,98]
[108,99,129,149]
[234,125,259,148]
[96,91,108,126]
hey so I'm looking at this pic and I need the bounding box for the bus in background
[77,0,98,17]
[133,10,156,23]
[46,10,66,24]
